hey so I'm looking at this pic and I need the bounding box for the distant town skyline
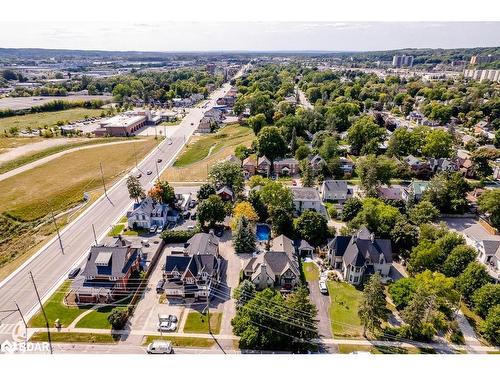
[0,22,499,52]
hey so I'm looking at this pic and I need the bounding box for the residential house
[204,108,224,123]
[257,156,272,176]
[72,236,142,303]
[308,154,326,171]
[339,157,355,175]
[163,233,221,301]
[291,187,327,217]
[242,156,257,178]
[402,181,429,202]
[127,197,168,230]
[225,155,242,165]
[273,157,300,176]
[377,185,404,202]
[428,158,458,174]
[460,227,500,282]
[319,180,352,203]
[326,227,393,285]
[404,155,431,177]
[216,186,234,201]
[243,235,300,291]
[197,116,215,133]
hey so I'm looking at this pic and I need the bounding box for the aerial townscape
[0,30,500,361]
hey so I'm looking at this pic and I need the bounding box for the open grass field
[143,335,215,348]
[0,137,127,175]
[328,281,364,338]
[163,124,255,182]
[0,108,103,132]
[0,137,42,154]
[183,311,222,334]
[28,281,89,328]
[30,332,119,344]
[75,299,130,329]
[0,137,157,221]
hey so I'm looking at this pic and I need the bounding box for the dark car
[214,227,224,237]
[157,158,163,163]
[156,279,165,293]
[190,212,197,220]
[183,211,191,219]
[188,200,197,209]
[183,242,190,248]
[68,267,80,279]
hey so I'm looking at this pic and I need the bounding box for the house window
[353,276,359,283]
[349,275,353,282]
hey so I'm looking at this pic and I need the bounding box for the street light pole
[14,301,28,346]
[49,206,64,255]
[99,162,107,196]
[29,271,53,354]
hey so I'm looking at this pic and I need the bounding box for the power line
[29,271,53,355]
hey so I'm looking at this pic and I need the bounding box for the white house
[127,197,168,230]
[290,187,327,217]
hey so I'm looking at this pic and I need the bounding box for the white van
[146,340,173,354]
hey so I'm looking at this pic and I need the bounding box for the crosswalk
[0,323,16,334]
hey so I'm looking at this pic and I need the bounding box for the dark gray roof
[291,187,321,201]
[82,244,139,279]
[129,197,167,218]
[186,233,219,256]
[264,251,299,275]
[298,240,314,251]
[165,254,219,279]
[483,240,500,256]
[322,180,348,193]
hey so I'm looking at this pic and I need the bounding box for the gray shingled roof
[82,244,139,279]
[186,233,219,256]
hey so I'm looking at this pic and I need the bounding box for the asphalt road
[0,67,246,340]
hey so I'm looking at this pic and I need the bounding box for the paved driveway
[307,276,332,340]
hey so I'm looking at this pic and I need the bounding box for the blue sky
[1,22,499,52]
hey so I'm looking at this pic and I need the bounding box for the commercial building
[392,55,414,68]
[94,113,147,136]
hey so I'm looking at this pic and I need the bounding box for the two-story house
[243,235,300,291]
[291,187,327,217]
[127,197,168,230]
[273,158,300,177]
[326,227,393,285]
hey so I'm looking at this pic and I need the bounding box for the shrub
[107,308,128,330]
[160,227,200,243]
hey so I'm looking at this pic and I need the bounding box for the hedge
[160,227,200,243]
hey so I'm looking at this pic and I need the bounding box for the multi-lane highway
[0,67,246,340]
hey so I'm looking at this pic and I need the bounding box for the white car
[146,340,173,354]
[157,321,177,332]
[319,280,328,294]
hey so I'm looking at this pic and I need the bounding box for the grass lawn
[0,137,128,175]
[337,344,434,354]
[28,281,89,328]
[0,108,103,132]
[328,281,364,338]
[183,311,222,334]
[143,335,215,348]
[0,137,157,222]
[164,124,255,182]
[301,261,319,282]
[75,300,130,329]
[0,137,42,154]
[108,224,125,237]
[30,332,119,344]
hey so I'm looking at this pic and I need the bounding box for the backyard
[328,280,364,338]
[0,108,104,132]
[163,124,255,182]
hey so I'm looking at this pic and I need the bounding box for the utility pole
[49,207,64,255]
[155,161,160,181]
[29,271,53,354]
[99,162,107,196]
[92,224,98,246]
[133,142,138,170]
[14,301,28,346]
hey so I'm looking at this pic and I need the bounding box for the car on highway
[167,139,173,145]
[149,225,158,233]
[146,340,173,354]
[136,173,142,179]
[146,170,152,175]
[157,321,177,332]
[190,122,194,126]
[157,158,163,163]
[68,267,81,279]
[319,280,328,294]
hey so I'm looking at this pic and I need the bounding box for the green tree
[421,129,453,158]
[408,201,439,225]
[247,113,267,134]
[234,145,251,161]
[126,175,145,202]
[341,197,362,221]
[346,115,385,155]
[356,155,397,196]
[299,160,315,187]
[295,145,311,161]
[423,172,470,214]
[270,207,294,237]
[107,308,128,330]
[233,279,256,305]
[478,189,500,230]
[480,305,500,346]
[442,245,477,277]
[149,180,175,205]
[233,216,256,253]
[208,161,244,194]
[197,195,226,228]
[260,181,294,212]
[197,183,216,200]
[358,273,389,336]
[456,262,492,302]
[387,127,419,157]
[295,210,328,246]
[390,218,419,257]
[472,283,500,319]
[401,286,436,340]
[248,189,269,222]
[256,126,287,162]
[388,278,417,310]
[318,136,338,160]
[471,148,500,178]
[350,198,401,237]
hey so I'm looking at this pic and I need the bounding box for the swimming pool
[256,224,271,241]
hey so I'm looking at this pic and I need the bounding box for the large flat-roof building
[94,114,147,137]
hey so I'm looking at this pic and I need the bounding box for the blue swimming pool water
[256,224,271,241]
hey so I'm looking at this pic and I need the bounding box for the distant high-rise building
[206,63,216,75]
[470,54,500,65]
[392,54,414,68]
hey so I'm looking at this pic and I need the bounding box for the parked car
[157,158,163,163]
[149,225,158,233]
[183,211,191,219]
[214,227,224,237]
[156,279,165,293]
[186,225,195,230]
[146,340,173,354]
[146,170,152,175]
[188,200,197,209]
[190,212,197,220]
[68,267,80,279]
[319,280,328,294]
[136,173,142,179]
[159,314,178,323]
[167,139,173,145]
[157,321,177,332]
[156,227,163,234]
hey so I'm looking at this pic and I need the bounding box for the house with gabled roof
[163,233,221,301]
[243,235,300,291]
[127,197,168,230]
[308,154,326,171]
[257,156,272,176]
[326,227,393,285]
[291,187,328,217]
[273,157,300,176]
[242,156,257,178]
[402,180,429,202]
